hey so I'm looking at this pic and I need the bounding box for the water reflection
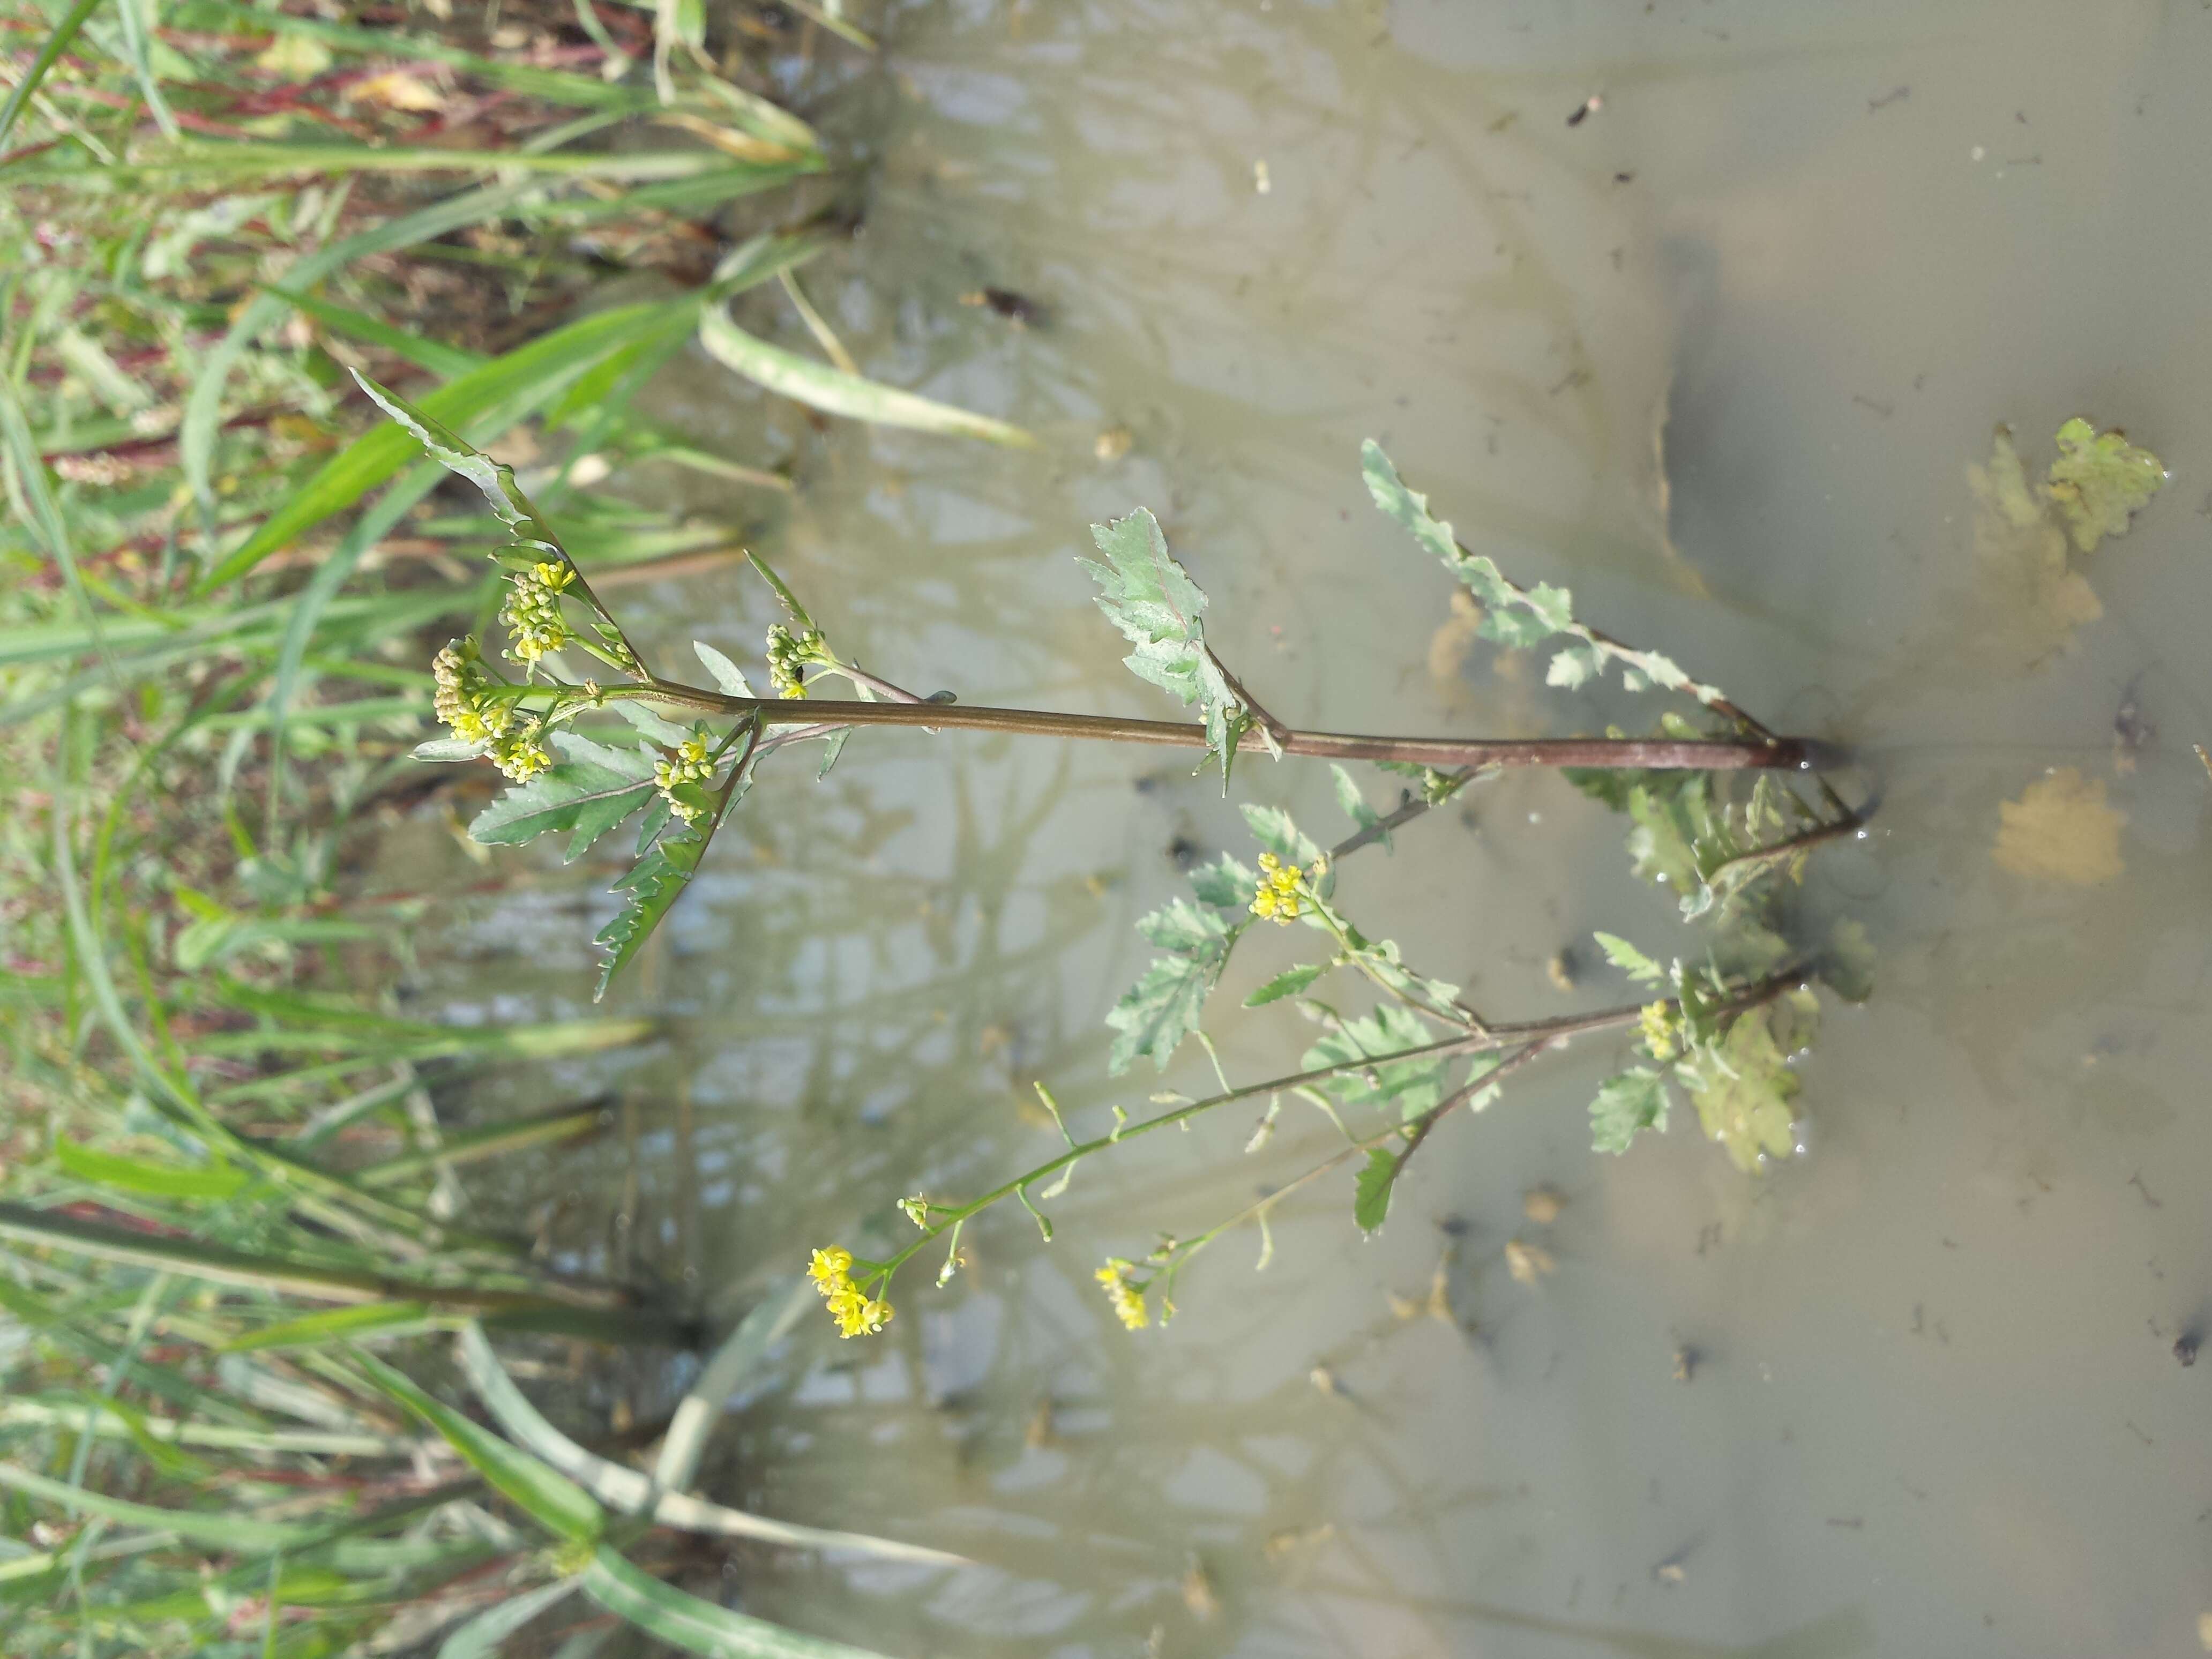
[390,0,2212,1654]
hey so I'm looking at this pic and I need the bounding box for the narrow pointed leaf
[438,1579,582,1659]
[1244,961,1331,1007]
[206,299,699,587]
[581,1543,898,1659]
[698,306,1034,446]
[52,1139,246,1201]
[353,1348,605,1544]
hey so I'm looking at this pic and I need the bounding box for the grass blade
[0,1461,328,1552]
[0,375,116,686]
[0,0,103,150]
[223,1302,437,1353]
[260,285,487,378]
[697,306,1034,447]
[204,297,700,588]
[437,1577,582,1658]
[352,1104,605,1187]
[9,142,742,184]
[0,1202,673,1342]
[454,1324,965,1564]
[52,1138,247,1201]
[181,180,529,512]
[581,1543,898,1659]
[352,1348,605,1544]
[0,1399,409,1458]
[652,1280,809,1491]
[184,0,647,110]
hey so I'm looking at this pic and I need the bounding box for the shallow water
[414,3,2212,1653]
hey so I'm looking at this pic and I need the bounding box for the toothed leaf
[1593,931,1666,985]
[1080,507,1249,781]
[1330,762,1388,849]
[1679,1006,1803,1172]
[1353,1146,1403,1235]
[469,735,657,860]
[351,369,536,533]
[1105,899,1239,1073]
[1589,1066,1670,1155]
[1365,439,1732,707]
[1245,961,1331,1007]
[1188,853,1258,909]
[1301,1003,1448,1119]
[594,828,708,1000]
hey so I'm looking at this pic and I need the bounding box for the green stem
[873,966,1810,1288]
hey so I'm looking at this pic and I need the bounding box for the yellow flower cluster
[1639,999,1679,1063]
[765,623,820,699]
[1094,1260,1149,1331]
[490,728,552,782]
[808,1245,893,1339]
[432,639,510,746]
[654,735,714,824]
[500,561,577,664]
[1249,851,1317,923]
[434,637,551,779]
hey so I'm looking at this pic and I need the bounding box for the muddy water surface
[425,4,2212,1654]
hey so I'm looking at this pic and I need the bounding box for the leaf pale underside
[1362,439,1730,709]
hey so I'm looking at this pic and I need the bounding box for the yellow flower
[809,1246,891,1337]
[489,726,551,782]
[808,1246,853,1294]
[765,623,822,699]
[1095,1260,1149,1331]
[825,1284,893,1339]
[1249,851,1310,924]
[1639,999,1678,1063]
[501,561,576,664]
[654,734,716,824]
[432,637,515,751]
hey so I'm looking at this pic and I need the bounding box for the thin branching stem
[863,968,1806,1292]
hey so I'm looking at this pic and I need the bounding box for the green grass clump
[0,0,943,1650]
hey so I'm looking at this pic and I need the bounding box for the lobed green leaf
[1589,1067,1670,1155]
[1364,440,1731,708]
[469,736,658,861]
[1679,1003,1807,1172]
[1301,1004,1448,1119]
[1592,931,1666,985]
[2044,417,2165,554]
[1352,1146,1404,1235]
[595,826,709,1001]
[1081,508,1250,781]
[1106,900,1239,1073]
